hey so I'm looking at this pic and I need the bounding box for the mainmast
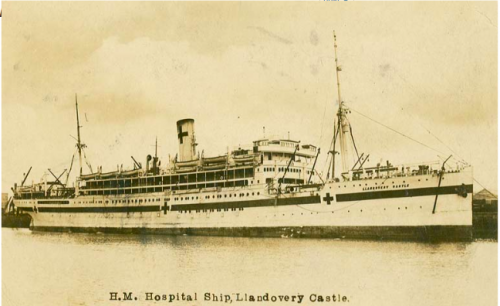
[333,31,352,176]
[75,94,83,177]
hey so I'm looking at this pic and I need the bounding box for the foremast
[75,94,83,177]
[74,94,93,195]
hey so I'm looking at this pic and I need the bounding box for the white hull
[15,169,473,240]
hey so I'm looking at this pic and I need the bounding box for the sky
[2,1,497,194]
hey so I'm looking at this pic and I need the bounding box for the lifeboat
[203,164,226,170]
[120,169,141,177]
[176,159,200,167]
[80,169,142,180]
[175,166,197,173]
[100,171,120,179]
[202,155,227,165]
[80,173,98,180]
[233,155,255,164]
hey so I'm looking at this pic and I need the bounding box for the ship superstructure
[11,32,473,241]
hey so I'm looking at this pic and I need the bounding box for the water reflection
[3,229,497,306]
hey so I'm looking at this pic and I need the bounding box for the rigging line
[81,147,93,174]
[349,107,448,156]
[330,117,341,179]
[44,156,77,173]
[396,105,467,162]
[472,177,490,192]
[325,122,340,180]
[348,123,360,162]
[65,151,76,185]
[392,70,466,162]
[417,120,465,162]
[318,90,330,145]
[322,131,335,178]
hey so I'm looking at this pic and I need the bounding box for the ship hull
[16,170,474,242]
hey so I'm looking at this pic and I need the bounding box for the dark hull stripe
[37,200,70,205]
[18,207,34,213]
[170,195,321,211]
[31,225,473,242]
[336,184,473,202]
[18,196,321,213]
[20,206,161,213]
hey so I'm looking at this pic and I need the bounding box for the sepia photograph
[2,2,497,306]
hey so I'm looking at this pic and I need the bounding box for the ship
[11,32,473,241]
